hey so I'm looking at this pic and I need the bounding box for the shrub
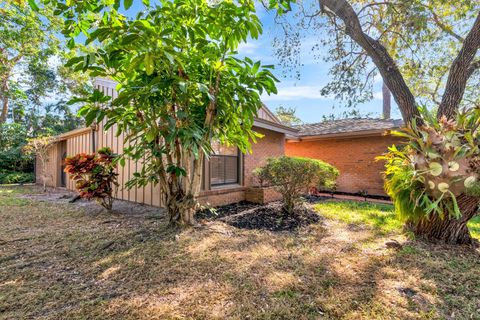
[255,156,339,213]
[0,171,35,184]
[64,147,118,211]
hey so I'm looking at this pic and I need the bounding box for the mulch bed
[196,201,322,231]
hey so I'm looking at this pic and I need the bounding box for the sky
[233,4,402,123]
[120,1,403,123]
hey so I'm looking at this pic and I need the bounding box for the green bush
[0,171,35,184]
[255,156,339,213]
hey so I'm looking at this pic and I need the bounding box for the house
[285,118,403,196]
[36,78,298,207]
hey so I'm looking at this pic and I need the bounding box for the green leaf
[124,0,133,10]
[145,130,156,143]
[144,52,154,75]
[28,0,39,11]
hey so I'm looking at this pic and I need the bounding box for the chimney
[382,81,391,119]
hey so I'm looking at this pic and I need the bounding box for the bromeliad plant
[64,147,118,211]
[380,107,480,244]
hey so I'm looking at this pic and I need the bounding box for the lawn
[1,186,479,319]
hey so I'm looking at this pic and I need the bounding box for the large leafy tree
[0,0,62,123]
[269,0,480,244]
[43,0,278,225]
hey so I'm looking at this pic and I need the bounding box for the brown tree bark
[438,13,480,119]
[0,79,9,123]
[382,81,391,119]
[315,1,480,245]
[319,0,421,125]
[410,195,480,245]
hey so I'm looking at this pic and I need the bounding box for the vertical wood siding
[92,79,163,207]
[65,131,93,190]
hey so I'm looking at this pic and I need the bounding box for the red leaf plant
[64,147,118,211]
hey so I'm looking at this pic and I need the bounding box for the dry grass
[0,186,479,319]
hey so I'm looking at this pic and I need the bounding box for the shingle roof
[294,118,403,137]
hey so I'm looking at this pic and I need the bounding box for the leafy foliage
[0,123,33,173]
[0,0,63,123]
[51,0,278,225]
[380,107,480,221]
[64,147,118,211]
[270,0,480,111]
[274,106,302,126]
[0,171,34,184]
[255,156,339,213]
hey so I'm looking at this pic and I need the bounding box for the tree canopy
[271,0,480,121]
[44,0,278,224]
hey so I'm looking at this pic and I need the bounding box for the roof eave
[253,118,299,135]
[287,128,399,142]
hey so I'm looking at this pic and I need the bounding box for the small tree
[48,0,278,225]
[64,147,118,211]
[255,156,339,213]
[23,135,56,192]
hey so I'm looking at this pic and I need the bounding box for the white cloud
[237,42,260,55]
[262,85,329,101]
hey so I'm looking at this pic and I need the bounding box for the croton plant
[381,108,480,221]
[64,147,118,211]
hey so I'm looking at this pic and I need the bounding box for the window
[210,141,239,186]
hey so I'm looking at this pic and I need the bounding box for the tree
[0,0,61,123]
[23,135,56,192]
[43,0,278,225]
[269,0,480,244]
[274,105,302,125]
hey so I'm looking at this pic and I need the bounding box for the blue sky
[122,1,403,123]
[242,4,402,123]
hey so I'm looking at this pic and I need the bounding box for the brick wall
[198,187,246,207]
[244,127,285,188]
[285,135,402,196]
[199,127,286,207]
[245,186,282,204]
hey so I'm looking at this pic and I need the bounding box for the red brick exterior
[198,126,285,206]
[285,135,402,196]
[245,186,282,204]
[244,127,285,187]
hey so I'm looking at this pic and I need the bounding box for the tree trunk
[0,80,9,123]
[382,81,391,119]
[165,188,197,226]
[410,194,479,245]
[319,0,422,125]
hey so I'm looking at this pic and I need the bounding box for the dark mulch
[303,194,332,203]
[197,201,322,232]
[195,201,257,220]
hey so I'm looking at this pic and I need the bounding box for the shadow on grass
[1,186,479,319]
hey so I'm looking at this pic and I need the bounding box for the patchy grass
[1,186,479,319]
[314,200,480,240]
[313,201,401,235]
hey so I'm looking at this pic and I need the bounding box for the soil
[21,186,164,217]
[197,201,322,231]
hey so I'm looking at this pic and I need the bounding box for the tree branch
[429,8,465,42]
[438,12,480,119]
[318,0,421,124]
